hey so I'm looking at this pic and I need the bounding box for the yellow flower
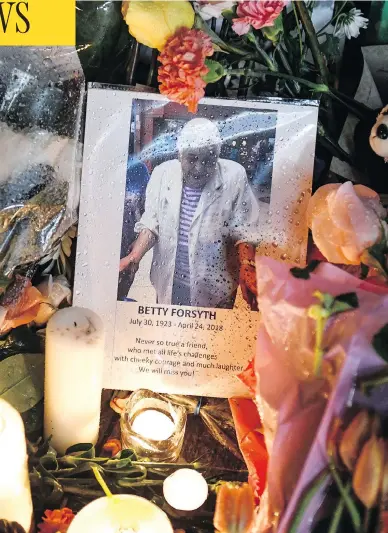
[353,435,384,508]
[339,410,372,471]
[214,483,255,533]
[122,0,195,50]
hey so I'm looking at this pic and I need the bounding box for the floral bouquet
[229,181,388,533]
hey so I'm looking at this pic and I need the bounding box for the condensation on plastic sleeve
[0,47,85,277]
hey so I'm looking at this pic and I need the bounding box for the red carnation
[158,27,214,113]
[232,0,287,36]
[37,508,75,533]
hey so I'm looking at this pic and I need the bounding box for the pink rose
[232,0,287,36]
[307,181,386,265]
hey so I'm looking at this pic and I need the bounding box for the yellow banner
[0,0,75,46]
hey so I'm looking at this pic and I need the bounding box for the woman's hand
[237,242,258,311]
[119,253,139,273]
[239,263,258,311]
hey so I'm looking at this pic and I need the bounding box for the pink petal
[307,184,340,227]
[232,18,251,35]
[311,216,352,264]
[330,182,381,252]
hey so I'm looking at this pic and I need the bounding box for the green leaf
[212,43,229,54]
[0,353,44,413]
[320,34,341,62]
[261,15,284,42]
[203,59,226,84]
[288,469,331,533]
[372,324,388,363]
[321,293,335,309]
[360,263,369,280]
[65,443,96,458]
[362,239,388,278]
[221,8,235,22]
[332,292,359,312]
[290,259,321,279]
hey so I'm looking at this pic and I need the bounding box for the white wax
[0,399,33,532]
[163,468,208,511]
[67,495,173,533]
[44,307,105,455]
[132,410,175,441]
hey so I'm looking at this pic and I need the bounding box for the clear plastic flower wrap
[234,257,388,533]
[0,46,84,279]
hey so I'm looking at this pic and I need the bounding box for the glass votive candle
[120,390,187,462]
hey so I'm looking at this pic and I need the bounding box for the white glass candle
[132,410,175,441]
[121,390,187,462]
[0,399,33,532]
[163,468,208,511]
[44,307,105,455]
[67,495,173,533]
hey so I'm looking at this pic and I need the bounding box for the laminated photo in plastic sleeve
[74,86,318,398]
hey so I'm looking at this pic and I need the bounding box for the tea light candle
[121,390,187,462]
[67,494,173,533]
[0,399,33,532]
[44,307,105,455]
[163,468,208,511]
[132,410,175,441]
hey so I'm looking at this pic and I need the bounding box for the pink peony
[307,181,387,265]
[232,0,287,36]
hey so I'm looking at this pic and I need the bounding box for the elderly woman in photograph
[119,118,260,309]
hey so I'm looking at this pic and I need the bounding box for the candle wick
[72,318,96,336]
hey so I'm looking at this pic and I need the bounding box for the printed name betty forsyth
[138,305,217,320]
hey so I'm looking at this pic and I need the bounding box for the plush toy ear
[353,110,387,194]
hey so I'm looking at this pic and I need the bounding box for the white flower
[194,0,236,21]
[335,8,368,40]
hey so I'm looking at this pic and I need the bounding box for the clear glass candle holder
[120,389,187,462]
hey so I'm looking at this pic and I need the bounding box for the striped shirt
[174,186,202,287]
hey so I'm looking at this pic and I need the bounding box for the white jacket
[135,158,260,307]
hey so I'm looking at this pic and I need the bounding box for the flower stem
[227,66,374,122]
[292,2,304,58]
[328,459,362,532]
[132,461,200,470]
[228,68,328,93]
[328,482,349,533]
[288,470,331,533]
[92,465,113,498]
[359,372,388,395]
[275,44,293,76]
[363,508,371,532]
[313,314,327,376]
[246,32,276,71]
[317,1,348,37]
[294,0,330,85]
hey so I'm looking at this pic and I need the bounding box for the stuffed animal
[370,104,388,161]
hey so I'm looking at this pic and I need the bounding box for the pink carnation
[232,0,287,36]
